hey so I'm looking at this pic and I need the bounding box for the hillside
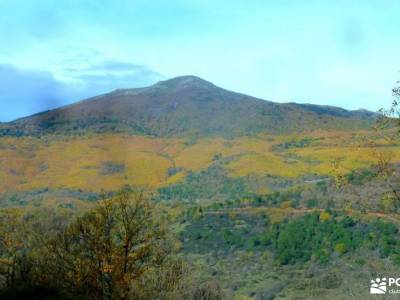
[0,76,399,300]
[0,76,375,137]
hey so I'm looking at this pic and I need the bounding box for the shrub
[334,243,347,255]
[319,212,331,222]
[181,281,227,300]
[306,198,318,208]
[101,161,126,175]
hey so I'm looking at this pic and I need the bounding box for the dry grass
[0,131,398,193]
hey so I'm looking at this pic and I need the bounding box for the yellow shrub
[334,243,346,254]
[280,201,293,209]
[319,212,331,222]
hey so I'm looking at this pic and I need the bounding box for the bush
[306,198,318,208]
[101,161,126,175]
[334,243,346,255]
[181,282,227,300]
[319,212,331,222]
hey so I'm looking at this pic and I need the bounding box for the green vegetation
[345,169,377,185]
[272,137,322,150]
[158,165,249,201]
[177,205,400,298]
[181,210,400,266]
[269,213,400,265]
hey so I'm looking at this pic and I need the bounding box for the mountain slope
[0,75,375,137]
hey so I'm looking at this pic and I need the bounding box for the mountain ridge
[0,75,375,137]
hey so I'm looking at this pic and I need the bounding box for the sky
[0,0,399,121]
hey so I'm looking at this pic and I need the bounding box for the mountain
[0,75,375,137]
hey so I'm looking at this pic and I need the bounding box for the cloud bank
[0,62,163,121]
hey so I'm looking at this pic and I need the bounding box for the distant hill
[0,75,375,137]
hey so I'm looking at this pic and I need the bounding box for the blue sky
[0,0,399,121]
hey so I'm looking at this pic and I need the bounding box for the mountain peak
[153,75,217,91]
[109,75,216,97]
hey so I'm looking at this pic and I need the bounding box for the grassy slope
[0,130,398,196]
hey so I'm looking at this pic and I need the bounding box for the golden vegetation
[0,130,398,194]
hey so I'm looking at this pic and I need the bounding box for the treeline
[182,210,400,266]
[0,188,224,300]
[265,212,400,265]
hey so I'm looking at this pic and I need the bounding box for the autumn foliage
[0,188,186,299]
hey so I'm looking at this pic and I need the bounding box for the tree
[372,79,400,204]
[0,208,30,289]
[0,188,187,300]
[46,187,185,300]
[336,78,400,209]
